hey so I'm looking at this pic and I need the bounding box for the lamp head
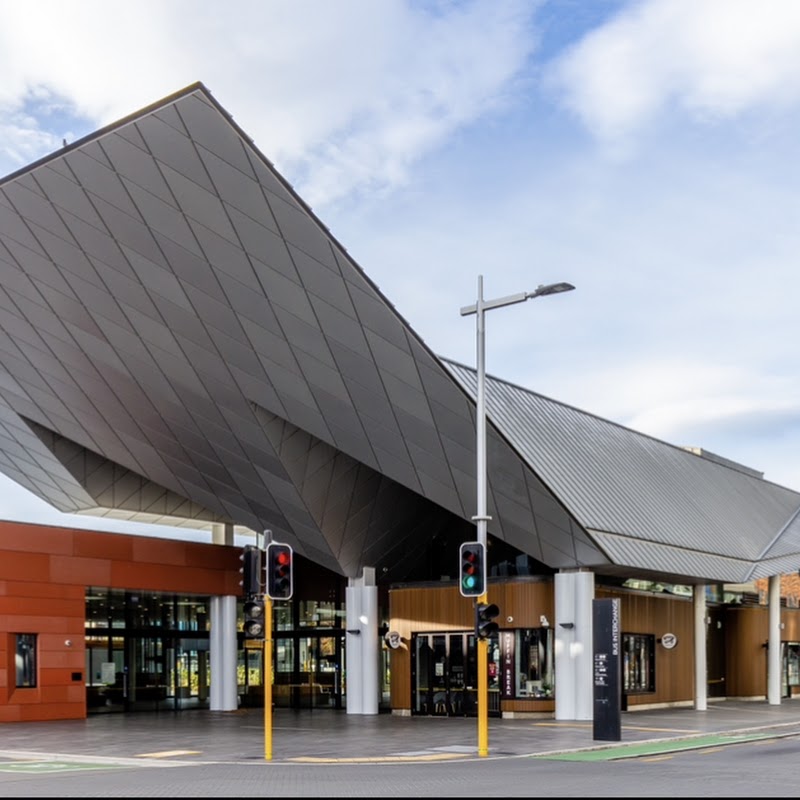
[529,282,575,299]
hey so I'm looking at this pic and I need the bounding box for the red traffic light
[266,542,294,600]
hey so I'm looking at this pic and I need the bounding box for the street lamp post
[460,275,575,757]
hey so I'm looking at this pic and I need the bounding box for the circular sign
[384,630,402,649]
[661,632,678,649]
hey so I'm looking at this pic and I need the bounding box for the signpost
[593,597,622,741]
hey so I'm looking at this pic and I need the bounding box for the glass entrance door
[273,634,344,709]
[412,632,496,717]
[173,638,210,709]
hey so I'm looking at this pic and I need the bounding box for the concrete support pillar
[211,523,234,546]
[209,594,239,711]
[768,575,782,705]
[345,567,379,715]
[554,570,594,720]
[693,584,707,711]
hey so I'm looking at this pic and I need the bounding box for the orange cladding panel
[73,531,134,561]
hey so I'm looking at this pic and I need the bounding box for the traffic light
[475,602,500,640]
[459,541,486,597]
[243,595,266,639]
[239,544,262,596]
[266,542,293,600]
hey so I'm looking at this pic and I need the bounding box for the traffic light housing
[239,544,262,596]
[459,541,486,598]
[476,602,500,640]
[243,595,266,639]
[266,542,293,600]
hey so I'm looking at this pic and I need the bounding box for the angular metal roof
[443,359,800,583]
[0,82,599,579]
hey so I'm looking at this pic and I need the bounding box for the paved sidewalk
[2,699,800,765]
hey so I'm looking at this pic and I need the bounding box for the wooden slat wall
[388,579,554,713]
[596,586,694,707]
[724,607,767,698]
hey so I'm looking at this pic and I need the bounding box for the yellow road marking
[641,755,674,762]
[290,753,471,763]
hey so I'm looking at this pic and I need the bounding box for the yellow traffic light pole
[477,596,489,757]
[264,596,273,761]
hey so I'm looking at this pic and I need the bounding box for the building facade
[2,82,800,725]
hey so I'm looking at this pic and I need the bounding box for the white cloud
[547,0,800,148]
[0,0,539,204]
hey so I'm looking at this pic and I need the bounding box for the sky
[0,0,799,542]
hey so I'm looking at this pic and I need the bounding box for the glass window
[785,643,800,687]
[622,633,655,693]
[514,628,554,699]
[15,633,37,688]
[297,600,339,629]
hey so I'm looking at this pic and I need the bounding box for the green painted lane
[534,732,777,761]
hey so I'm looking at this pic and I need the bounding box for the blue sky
[1,0,799,540]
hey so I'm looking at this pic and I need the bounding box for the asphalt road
[3,701,800,797]
[1,734,800,798]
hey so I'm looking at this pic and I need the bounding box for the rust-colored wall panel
[73,531,134,561]
[131,537,192,566]
[49,555,112,586]
[0,594,84,618]
[0,524,74,555]
[0,552,52,582]
[2,582,85,601]
[186,544,242,571]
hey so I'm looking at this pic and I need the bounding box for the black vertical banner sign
[592,597,621,741]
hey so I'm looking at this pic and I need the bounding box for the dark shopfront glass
[15,633,37,688]
[85,588,211,713]
[412,628,556,716]
[412,632,501,717]
[622,632,656,693]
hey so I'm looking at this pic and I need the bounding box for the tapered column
[345,567,379,715]
[209,594,238,710]
[693,584,707,711]
[554,570,594,720]
[768,575,782,705]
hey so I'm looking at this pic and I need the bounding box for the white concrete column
[693,584,707,711]
[768,575,782,705]
[345,567,379,715]
[554,570,594,720]
[211,523,234,546]
[209,594,239,711]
